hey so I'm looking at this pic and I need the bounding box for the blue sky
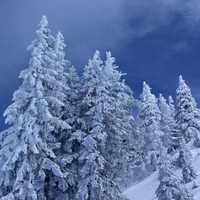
[1,0,200,129]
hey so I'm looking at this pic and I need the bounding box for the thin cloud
[121,0,200,39]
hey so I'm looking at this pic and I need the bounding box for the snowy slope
[124,149,200,200]
[123,172,159,200]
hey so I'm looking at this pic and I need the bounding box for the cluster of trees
[0,16,199,200]
[155,75,200,200]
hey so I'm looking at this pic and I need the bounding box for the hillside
[124,149,200,200]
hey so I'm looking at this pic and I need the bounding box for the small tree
[177,140,197,184]
[156,155,194,200]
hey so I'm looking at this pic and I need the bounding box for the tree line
[0,16,199,200]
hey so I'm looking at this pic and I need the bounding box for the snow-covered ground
[124,148,200,200]
[123,172,159,200]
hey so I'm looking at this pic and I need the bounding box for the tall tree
[103,52,135,188]
[159,94,174,148]
[43,32,80,200]
[159,94,179,152]
[0,16,69,200]
[138,82,162,172]
[176,75,200,145]
[76,51,124,200]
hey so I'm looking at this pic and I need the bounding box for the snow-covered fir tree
[159,94,179,152]
[156,155,194,200]
[76,51,125,200]
[167,95,183,152]
[103,52,135,188]
[0,16,70,200]
[159,94,174,148]
[43,32,80,200]
[177,140,197,184]
[138,82,162,172]
[176,75,200,145]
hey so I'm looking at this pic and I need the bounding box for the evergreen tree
[156,156,194,200]
[167,96,182,152]
[159,94,174,148]
[103,51,135,188]
[43,32,80,200]
[176,75,200,145]
[159,94,179,152]
[76,51,124,200]
[0,16,69,200]
[177,140,197,184]
[138,82,162,172]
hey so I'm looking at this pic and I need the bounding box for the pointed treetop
[141,81,153,101]
[159,93,166,103]
[178,75,190,92]
[176,74,196,107]
[168,96,174,105]
[84,50,103,81]
[142,81,152,95]
[29,15,50,52]
[159,94,170,113]
[40,15,48,28]
[37,16,49,33]
[93,50,101,60]
[88,50,103,67]
[105,51,115,66]
[179,74,184,83]
[55,31,66,52]
[143,81,147,87]
[105,51,121,74]
[56,31,64,42]
[56,31,64,40]
[140,81,161,119]
[106,50,112,58]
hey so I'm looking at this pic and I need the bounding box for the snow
[192,149,200,200]
[123,172,159,200]
[124,149,200,200]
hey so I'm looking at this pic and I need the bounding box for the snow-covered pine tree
[0,16,69,200]
[76,51,124,200]
[138,82,162,172]
[43,32,80,200]
[159,94,174,148]
[176,75,200,145]
[103,51,135,188]
[159,94,179,152]
[177,140,197,184]
[167,95,183,152]
[156,155,194,200]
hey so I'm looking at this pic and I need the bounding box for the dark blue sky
[1,0,200,129]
